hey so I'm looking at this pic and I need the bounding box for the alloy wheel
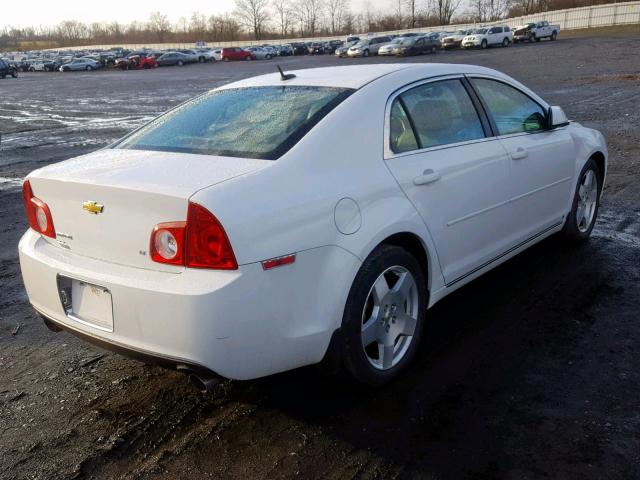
[361,266,419,370]
[576,169,598,233]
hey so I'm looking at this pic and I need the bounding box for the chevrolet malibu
[19,64,607,388]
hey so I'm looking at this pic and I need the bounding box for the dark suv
[0,59,18,78]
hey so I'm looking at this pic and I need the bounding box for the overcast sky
[3,0,395,27]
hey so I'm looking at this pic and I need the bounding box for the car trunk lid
[27,148,268,272]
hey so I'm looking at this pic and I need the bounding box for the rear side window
[115,86,353,160]
[390,101,419,153]
[390,79,485,152]
[472,78,546,135]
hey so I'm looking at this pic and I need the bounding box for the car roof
[216,64,504,90]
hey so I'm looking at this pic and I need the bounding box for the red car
[221,47,255,61]
[115,54,158,70]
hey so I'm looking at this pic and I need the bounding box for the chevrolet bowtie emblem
[83,201,104,215]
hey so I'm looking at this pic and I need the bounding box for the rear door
[384,77,514,285]
[488,26,503,44]
[469,76,575,244]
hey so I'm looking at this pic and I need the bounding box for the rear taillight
[150,221,186,265]
[22,180,56,238]
[150,202,237,270]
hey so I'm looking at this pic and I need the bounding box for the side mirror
[548,106,569,129]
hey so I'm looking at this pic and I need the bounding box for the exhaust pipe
[189,373,221,393]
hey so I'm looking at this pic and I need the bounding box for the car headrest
[409,99,454,134]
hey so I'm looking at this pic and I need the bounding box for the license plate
[58,276,114,332]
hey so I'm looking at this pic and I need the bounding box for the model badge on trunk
[83,201,104,214]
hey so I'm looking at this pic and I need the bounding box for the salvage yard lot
[1,28,639,479]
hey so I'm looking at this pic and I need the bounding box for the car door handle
[510,147,528,160]
[413,169,441,185]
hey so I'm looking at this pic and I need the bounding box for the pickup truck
[513,21,560,43]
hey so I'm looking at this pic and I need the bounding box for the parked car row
[2,22,561,77]
[333,22,559,60]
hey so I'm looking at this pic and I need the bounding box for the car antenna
[277,65,296,81]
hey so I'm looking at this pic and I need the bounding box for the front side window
[472,78,547,135]
[116,86,353,160]
[390,79,485,152]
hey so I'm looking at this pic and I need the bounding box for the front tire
[341,245,427,386]
[363,49,370,57]
[561,158,602,241]
[481,39,488,49]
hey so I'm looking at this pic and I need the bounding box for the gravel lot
[1,27,639,480]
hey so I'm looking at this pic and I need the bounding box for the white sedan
[19,64,607,388]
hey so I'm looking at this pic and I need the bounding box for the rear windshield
[115,86,353,160]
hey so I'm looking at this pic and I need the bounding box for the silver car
[59,58,101,72]
[335,40,357,57]
[378,34,421,56]
[245,47,274,60]
[347,36,393,57]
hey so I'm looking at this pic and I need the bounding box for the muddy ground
[1,27,639,480]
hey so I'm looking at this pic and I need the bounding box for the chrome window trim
[384,74,489,160]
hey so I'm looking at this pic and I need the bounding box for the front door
[470,77,576,243]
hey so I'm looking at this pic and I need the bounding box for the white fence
[46,1,640,51]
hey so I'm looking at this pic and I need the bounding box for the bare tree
[436,0,462,24]
[272,0,293,37]
[394,0,403,27]
[326,0,348,35]
[148,12,171,41]
[298,0,322,36]
[234,0,270,40]
[56,20,89,44]
[485,0,507,20]
[190,12,208,39]
[405,0,417,28]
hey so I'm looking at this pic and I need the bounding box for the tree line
[0,0,625,50]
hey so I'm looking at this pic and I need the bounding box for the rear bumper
[19,229,361,380]
[37,309,221,378]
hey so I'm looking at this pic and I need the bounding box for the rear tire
[561,158,602,241]
[177,60,184,66]
[341,245,427,386]
[551,31,557,41]
[363,49,370,57]
[502,37,509,47]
